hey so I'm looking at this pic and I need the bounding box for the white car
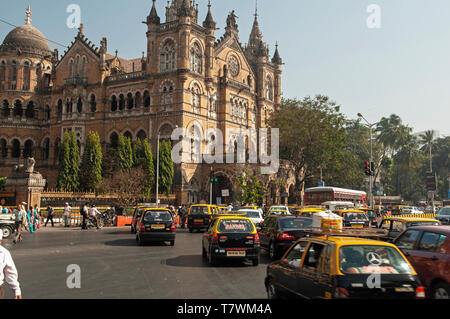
[401,206,422,215]
[237,209,264,228]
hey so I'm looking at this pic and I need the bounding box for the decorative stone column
[5,157,46,210]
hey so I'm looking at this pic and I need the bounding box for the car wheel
[269,241,278,261]
[1,226,12,239]
[432,282,450,299]
[170,240,175,246]
[208,250,217,266]
[189,228,193,233]
[266,278,279,299]
[202,246,207,258]
[252,257,260,267]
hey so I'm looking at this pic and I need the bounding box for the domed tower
[0,6,53,175]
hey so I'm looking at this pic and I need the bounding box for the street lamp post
[155,134,160,206]
[358,113,377,209]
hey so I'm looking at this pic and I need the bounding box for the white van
[321,201,355,211]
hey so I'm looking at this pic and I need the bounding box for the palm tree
[420,130,435,172]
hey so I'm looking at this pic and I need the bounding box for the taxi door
[297,243,333,299]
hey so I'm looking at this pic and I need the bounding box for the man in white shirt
[0,229,22,299]
[88,205,100,229]
[63,203,71,228]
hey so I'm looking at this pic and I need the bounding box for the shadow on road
[165,254,270,268]
[104,238,138,247]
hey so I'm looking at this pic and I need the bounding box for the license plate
[227,250,246,257]
[194,219,204,223]
[151,224,165,229]
[395,287,414,292]
[352,224,364,228]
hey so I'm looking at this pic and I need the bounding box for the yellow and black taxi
[379,217,441,241]
[294,207,326,218]
[187,204,219,233]
[265,234,426,299]
[334,209,370,228]
[131,203,153,234]
[135,208,176,246]
[202,215,260,266]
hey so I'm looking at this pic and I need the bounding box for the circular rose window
[228,56,240,77]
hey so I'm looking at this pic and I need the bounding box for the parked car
[135,208,176,246]
[131,204,153,234]
[394,225,450,299]
[334,210,370,228]
[259,215,313,260]
[0,214,16,239]
[435,207,450,225]
[187,204,219,233]
[265,236,425,299]
[202,215,260,266]
[379,217,441,242]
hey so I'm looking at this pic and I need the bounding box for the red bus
[304,187,367,206]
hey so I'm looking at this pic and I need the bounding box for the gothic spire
[147,0,161,24]
[25,5,32,25]
[203,0,216,29]
[248,2,262,46]
[272,42,282,64]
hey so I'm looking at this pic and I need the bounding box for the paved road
[1,226,270,299]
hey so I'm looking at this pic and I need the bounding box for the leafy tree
[133,139,155,197]
[0,177,6,190]
[56,131,80,191]
[80,131,103,192]
[419,130,436,172]
[236,169,267,205]
[158,140,174,197]
[117,134,133,172]
[269,96,347,199]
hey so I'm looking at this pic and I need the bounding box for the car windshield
[279,218,312,229]
[405,221,440,228]
[190,206,209,215]
[243,211,260,218]
[217,219,254,233]
[143,211,172,222]
[438,207,450,216]
[270,211,287,215]
[339,245,413,275]
[343,212,369,221]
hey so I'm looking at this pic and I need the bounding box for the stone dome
[0,23,52,57]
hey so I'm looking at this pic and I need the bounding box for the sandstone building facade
[0,1,294,205]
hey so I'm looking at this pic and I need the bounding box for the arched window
[44,105,51,121]
[68,59,74,78]
[266,76,274,101]
[190,83,202,113]
[124,131,132,141]
[25,101,35,119]
[76,97,83,113]
[111,95,118,112]
[42,138,50,161]
[11,139,20,158]
[23,62,30,90]
[54,138,61,163]
[74,56,79,77]
[81,56,87,77]
[66,98,72,114]
[190,42,203,74]
[23,140,33,158]
[127,93,134,110]
[135,92,142,108]
[35,63,41,88]
[137,130,147,140]
[10,61,17,89]
[57,99,63,117]
[0,139,7,158]
[143,91,150,108]
[2,100,9,118]
[0,62,5,88]
[13,100,22,117]
[109,132,119,148]
[89,94,96,113]
[160,42,176,72]
[118,94,125,111]
[162,84,174,105]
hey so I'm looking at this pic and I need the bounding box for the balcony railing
[64,77,88,86]
[105,71,146,83]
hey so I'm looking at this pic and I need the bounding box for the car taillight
[278,233,296,241]
[212,233,219,243]
[254,233,260,245]
[334,287,350,299]
[170,223,176,232]
[415,286,426,299]
[219,236,227,242]
[139,223,145,232]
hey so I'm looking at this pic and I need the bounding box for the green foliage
[158,140,174,197]
[236,170,267,205]
[118,134,133,172]
[56,131,80,191]
[133,139,155,197]
[0,177,6,190]
[80,131,103,192]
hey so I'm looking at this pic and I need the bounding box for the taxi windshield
[190,206,209,215]
[143,211,172,222]
[279,218,312,229]
[339,245,413,275]
[243,211,260,218]
[343,212,369,221]
[217,219,254,233]
[270,211,287,215]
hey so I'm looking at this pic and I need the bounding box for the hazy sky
[1,0,449,136]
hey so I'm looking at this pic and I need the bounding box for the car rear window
[343,212,369,221]
[243,211,260,218]
[438,207,450,216]
[190,206,209,215]
[217,219,254,233]
[143,211,172,222]
[339,245,413,275]
[405,221,440,228]
[279,218,312,229]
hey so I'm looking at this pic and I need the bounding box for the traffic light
[370,162,375,176]
[364,162,371,176]
[210,171,218,183]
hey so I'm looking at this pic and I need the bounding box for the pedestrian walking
[0,229,22,299]
[33,205,40,231]
[180,205,187,229]
[13,204,28,244]
[0,199,6,214]
[44,205,55,227]
[80,203,89,230]
[63,203,71,228]
[26,208,34,234]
